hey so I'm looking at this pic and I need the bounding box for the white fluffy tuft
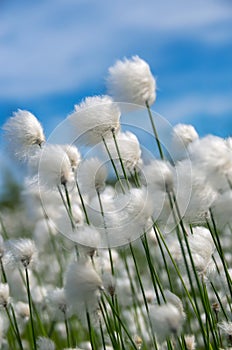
[107,56,156,106]
[68,95,121,145]
[2,109,45,161]
[64,261,103,307]
[106,131,142,173]
[37,144,74,188]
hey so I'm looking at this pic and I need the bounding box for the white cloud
[121,0,232,29]
[0,0,231,99]
[157,93,232,122]
[0,1,115,97]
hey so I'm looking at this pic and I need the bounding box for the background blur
[0,0,232,180]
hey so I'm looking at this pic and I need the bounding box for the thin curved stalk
[111,129,130,189]
[145,100,164,159]
[57,185,75,229]
[5,305,24,350]
[102,136,125,194]
[25,267,37,350]
[102,293,138,350]
[97,188,114,275]
[75,179,90,225]
[64,313,71,348]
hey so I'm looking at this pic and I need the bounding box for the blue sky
[0,0,232,158]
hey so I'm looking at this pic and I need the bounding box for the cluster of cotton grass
[1,56,232,350]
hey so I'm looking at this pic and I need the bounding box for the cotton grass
[1,55,232,350]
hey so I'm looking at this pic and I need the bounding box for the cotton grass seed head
[172,123,199,147]
[189,135,231,173]
[142,159,174,193]
[2,109,45,161]
[0,284,10,308]
[68,225,101,257]
[106,131,142,173]
[7,239,37,268]
[61,144,82,172]
[162,290,184,315]
[171,123,199,161]
[174,226,215,276]
[14,301,30,320]
[174,160,217,225]
[211,191,232,229]
[184,334,196,350]
[92,187,154,247]
[47,288,70,320]
[102,273,116,297]
[150,302,185,341]
[219,321,232,336]
[38,144,74,188]
[107,55,156,107]
[189,135,232,192]
[68,95,121,145]
[64,261,104,307]
[77,157,107,199]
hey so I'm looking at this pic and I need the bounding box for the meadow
[0,56,232,350]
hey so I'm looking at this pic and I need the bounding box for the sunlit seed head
[0,284,10,308]
[68,95,121,146]
[107,56,156,107]
[7,239,37,269]
[2,109,45,161]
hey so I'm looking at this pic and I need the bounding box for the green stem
[153,224,173,291]
[17,268,46,336]
[5,305,24,350]
[99,319,107,350]
[111,295,121,347]
[102,293,138,350]
[48,320,56,337]
[0,257,7,283]
[102,136,125,194]
[86,308,96,350]
[10,304,24,350]
[99,299,119,349]
[212,254,221,276]
[167,338,174,350]
[0,215,9,239]
[213,306,223,348]
[75,179,90,225]
[32,299,47,336]
[171,191,188,236]
[57,185,75,229]
[97,188,114,275]
[134,167,141,187]
[201,278,219,347]
[114,295,126,350]
[25,267,37,350]
[63,182,75,230]
[64,313,71,348]
[122,251,146,336]
[129,243,159,350]
[145,234,166,296]
[210,281,228,320]
[154,223,209,348]
[129,170,139,188]
[145,100,164,160]
[208,209,232,298]
[172,192,218,348]
[111,129,130,189]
